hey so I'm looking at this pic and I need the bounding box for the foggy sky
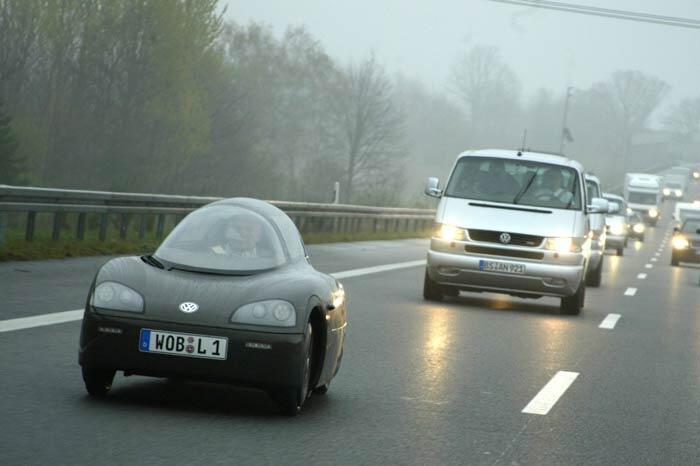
[224,0,700,120]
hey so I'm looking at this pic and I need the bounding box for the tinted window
[445,157,582,210]
[155,205,286,273]
[681,219,700,233]
[585,179,600,201]
[628,192,657,204]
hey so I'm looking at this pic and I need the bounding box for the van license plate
[479,260,526,274]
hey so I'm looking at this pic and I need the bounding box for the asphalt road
[2,200,700,465]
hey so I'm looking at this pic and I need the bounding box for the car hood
[93,256,327,329]
[605,215,626,226]
[438,197,581,237]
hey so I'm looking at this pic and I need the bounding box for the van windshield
[444,157,582,210]
[628,192,657,205]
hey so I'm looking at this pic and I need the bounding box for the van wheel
[616,248,624,256]
[586,256,603,287]
[561,283,585,315]
[423,270,444,301]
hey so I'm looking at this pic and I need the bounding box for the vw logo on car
[179,302,199,314]
[499,232,512,244]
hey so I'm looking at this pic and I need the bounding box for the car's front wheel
[276,323,314,416]
[586,256,603,287]
[82,367,115,397]
[423,269,444,301]
[560,282,585,315]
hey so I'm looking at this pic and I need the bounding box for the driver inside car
[211,214,263,257]
[533,168,573,205]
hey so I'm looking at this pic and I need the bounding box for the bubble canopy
[155,201,292,274]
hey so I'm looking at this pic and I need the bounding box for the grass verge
[0,230,431,262]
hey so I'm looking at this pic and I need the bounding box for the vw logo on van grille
[179,302,199,314]
[499,233,512,244]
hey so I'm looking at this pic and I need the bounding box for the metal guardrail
[0,185,436,244]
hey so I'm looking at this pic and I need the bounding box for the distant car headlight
[673,237,690,249]
[609,224,625,235]
[632,223,645,234]
[648,208,659,218]
[231,300,296,327]
[694,172,699,179]
[663,188,671,196]
[435,223,465,241]
[92,281,144,313]
[545,237,583,253]
[676,189,683,197]
[626,207,633,215]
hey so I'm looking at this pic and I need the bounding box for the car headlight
[632,223,645,234]
[694,172,699,179]
[676,190,683,197]
[648,208,659,218]
[673,236,690,249]
[435,223,465,241]
[610,224,625,235]
[663,188,671,196]
[545,237,583,253]
[626,207,633,215]
[92,281,144,313]
[230,300,296,327]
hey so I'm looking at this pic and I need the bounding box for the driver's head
[490,159,506,174]
[224,214,262,250]
[542,169,563,189]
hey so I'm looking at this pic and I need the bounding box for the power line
[486,0,700,30]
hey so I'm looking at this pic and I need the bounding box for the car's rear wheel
[616,248,624,256]
[276,323,314,416]
[82,367,115,397]
[560,282,585,315]
[586,256,603,287]
[423,269,444,301]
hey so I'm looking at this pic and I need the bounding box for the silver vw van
[423,150,608,315]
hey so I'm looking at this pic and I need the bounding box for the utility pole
[559,86,574,155]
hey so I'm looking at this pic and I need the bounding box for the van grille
[467,229,544,247]
[464,245,544,260]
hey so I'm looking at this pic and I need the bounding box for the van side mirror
[587,197,609,214]
[607,202,620,214]
[425,177,442,198]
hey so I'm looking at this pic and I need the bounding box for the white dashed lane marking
[522,371,580,415]
[599,313,621,329]
[624,287,638,296]
[637,273,647,279]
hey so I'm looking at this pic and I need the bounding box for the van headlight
[632,223,645,234]
[545,237,583,253]
[435,223,465,241]
[92,281,144,313]
[230,300,296,327]
[673,237,689,249]
[648,208,659,218]
[676,190,683,197]
[663,188,671,196]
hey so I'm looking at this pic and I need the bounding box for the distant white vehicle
[624,173,661,226]
[673,202,700,226]
[662,174,687,201]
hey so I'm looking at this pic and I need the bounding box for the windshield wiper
[141,254,164,270]
[512,172,538,205]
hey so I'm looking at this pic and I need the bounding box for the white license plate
[479,260,526,274]
[139,329,227,360]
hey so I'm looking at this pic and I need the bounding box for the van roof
[457,149,584,171]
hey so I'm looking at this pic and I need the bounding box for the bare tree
[332,54,404,203]
[449,45,520,147]
[664,97,700,141]
[592,70,669,165]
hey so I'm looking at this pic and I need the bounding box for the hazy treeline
[1,0,698,205]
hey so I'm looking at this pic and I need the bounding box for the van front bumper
[427,249,585,298]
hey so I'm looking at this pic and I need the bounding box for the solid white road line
[522,371,580,415]
[599,313,621,329]
[645,264,653,269]
[637,273,647,279]
[0,309,84,333]
[624,287,638,296]
[0,259,429,333]
[330,259,426,279]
